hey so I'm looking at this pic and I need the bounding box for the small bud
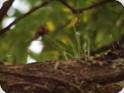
[33,26,48,40]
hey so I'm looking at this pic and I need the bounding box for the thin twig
[0,0,52,35]
[54,0,115,31]
[59,0,114,14]
[58,0,76,13]
[75,0,114,14]
[0,0,15,22]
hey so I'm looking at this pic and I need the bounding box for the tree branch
[0,0,15,22]
[58,0,76,13]
[75,0,114,14]
[59,0,114,14]
[0,58,123,92]
[0,0,53,35]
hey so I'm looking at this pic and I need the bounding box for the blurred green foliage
[0,0,124,64]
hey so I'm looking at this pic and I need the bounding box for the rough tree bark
[0,48,124,93]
